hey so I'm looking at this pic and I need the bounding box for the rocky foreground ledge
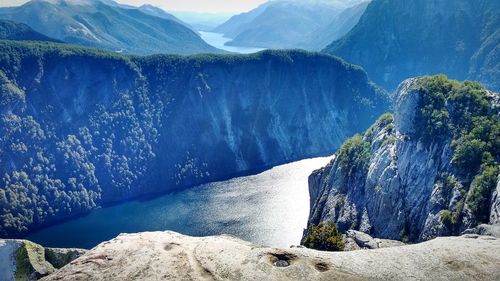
[32,231,499,281]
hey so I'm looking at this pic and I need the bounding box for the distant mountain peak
[0,0,222,55]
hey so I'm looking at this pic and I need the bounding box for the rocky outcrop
[343,230,404,251]
[0,239,85,281]
[0,41,389,238]
[40,231,500,281]
[307,76,499,242]
[462,224,500,238]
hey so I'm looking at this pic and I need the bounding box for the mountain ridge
[0,19,60,42]
[213,0,368,50]
[0,0,221,55]
[323,0,500,91]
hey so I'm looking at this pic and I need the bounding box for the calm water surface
[26,156,333,249]
[199,31,265,54]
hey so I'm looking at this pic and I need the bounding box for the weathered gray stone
[345,230,378,249]
[462,224,500,238]
[40,231,500,281]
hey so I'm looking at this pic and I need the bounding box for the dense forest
[0,40,389,237]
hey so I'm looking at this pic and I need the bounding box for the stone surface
[344,230,405,250]
[41,231,500,281]
[462,224,500,238]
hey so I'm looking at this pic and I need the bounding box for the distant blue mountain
[324,0,500,91]
[0,0,222,55]
[213,0,368,50]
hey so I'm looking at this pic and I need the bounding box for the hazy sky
[0,0,269,13]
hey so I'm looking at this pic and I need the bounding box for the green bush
[415,75,498,181]
[467,165,499,222]
[301,222,345,251]
[337,134,371,178]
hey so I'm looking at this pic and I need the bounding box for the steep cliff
[0,239,85,281]
[324,0,500,91]
[0,41,389,238]
[307,76,499,242]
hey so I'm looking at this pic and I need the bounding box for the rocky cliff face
[0,41,388,238]
[324,0,500,91]
[36,231,500,281]
[0,239,85,281]
[307,76,499,242]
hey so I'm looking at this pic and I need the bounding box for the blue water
[199,31,265,54]
[26,156,333,249]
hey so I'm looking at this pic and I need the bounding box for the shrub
[415,75,498,182]
[467,165,499,222]
[337,134,371,178]
[301,222,345,251]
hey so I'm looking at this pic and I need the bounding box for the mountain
[306,76,499,243]
[0,40,389,238]
[324,0,500,91]
[0,19,60,42]
[136,4,193,29]
[170,11,232,31]
[301,1,369,51]
[0,0,220,55]
[212,1,273,38]
[7,232,500,280]
[213,0,368,49]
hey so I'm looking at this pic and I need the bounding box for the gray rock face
[462,224,500,238]
[491,180,500,224]
[307,78,499,242]
[343,230,404,250]
[41,231,500,281]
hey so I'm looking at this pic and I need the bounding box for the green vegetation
[44,248,85,269]
[336,134,371,179]
[466,165,499,222]
[15,244,30,281]
[415,75,499,224]
[302,222,345,251]
[365,112,394,140]
[14,241,54,281]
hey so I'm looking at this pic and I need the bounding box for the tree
[302,222,344,251]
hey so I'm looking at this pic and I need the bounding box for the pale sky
[0,0,269,13]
